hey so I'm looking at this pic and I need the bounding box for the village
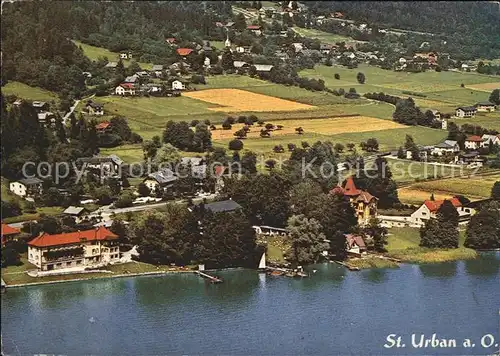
[1,0,500,287]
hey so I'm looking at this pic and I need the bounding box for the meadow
[292,27,357,44]
[72,40,154,70]
[2,81,59,103]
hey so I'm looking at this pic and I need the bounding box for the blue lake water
[2,252,499,355]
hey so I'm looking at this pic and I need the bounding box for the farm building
[9,177,44,198]
[431,140,459,156]
[455,106,476,118]
[86,101,104,116]
[475,101,497,112]
[1,224,21,245]
[464,135,483,150]
[115,83,136,96]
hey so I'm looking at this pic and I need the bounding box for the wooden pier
[335,261,360,271]
[195,271,223,283]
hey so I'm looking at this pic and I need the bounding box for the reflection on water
[360,268,388,284]
[419,261,457,278]
[464,252,500,276]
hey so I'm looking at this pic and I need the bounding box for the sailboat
[258,252,266,272]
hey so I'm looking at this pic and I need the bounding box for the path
[62,94,95,125]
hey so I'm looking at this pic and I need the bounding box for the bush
[334,73,340,80]
[114,192,134,208]
[228,139,244,151]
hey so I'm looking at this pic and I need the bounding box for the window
[76,260,82,265]
[422,212,427,216]
[56,263,62,267]
[66,262,72,267]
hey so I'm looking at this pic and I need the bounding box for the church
[330,176,378,225]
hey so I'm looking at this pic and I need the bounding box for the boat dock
[335,261,360,271]
[195,271,223,283]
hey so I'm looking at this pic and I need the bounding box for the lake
[2,252,499,355]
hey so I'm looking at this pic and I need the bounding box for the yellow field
[465,82,500,92]
[211,116,405,140]
[397,188,453,205]
[183,89,316,112]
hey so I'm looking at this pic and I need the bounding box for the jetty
[335,261,360,271]
[195,270,223,283]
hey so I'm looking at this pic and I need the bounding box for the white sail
[258,253,266,269]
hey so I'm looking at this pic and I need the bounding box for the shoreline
[3,251,497,288]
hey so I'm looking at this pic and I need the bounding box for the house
[165,37,176,45]
[27,226,120,271]
[481,134,500,147]
[455,106,477,118]
[151,64,164,77]
[292,42,304,53]
[236,46,250,53]
[204,57,211,67]
[465,135,483,150]
[247,25,262,35]
[475,101,497,112]
[253,225,287,236]
[330,176,378,226]
[115,83,136,96]
[124,74,139,83]
[9,177,44,198]
[105,61,118,69]
[414,52,437,65]
[143,83,163,95]
[32,101,48,112]
[95,121,111,133]
[143,168,177,193]
[171,80,185,90]
[1,223,21,246]
[429,109,441,120]
[180,157,207,180]
[37,112,55,125]
[253,64,274,73]
[319,43,333,55]
[431,140,459,156]
[406,145,433,160]
[454,151,483,165]
[176,48,193,57]
[344,234,367,256]
[85,101,104,116]
[76,155,123,177]
[62,206,88,223]
[410,198,472,227]
[120,52,132,59]
[196,199,242,214]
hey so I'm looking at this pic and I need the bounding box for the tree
[265,159,276,170]
[163,121,194,151]
[346,142,355,151]
[420,200,459,248]
[234,13,247,31]
[334,143,344,153]
[295,127,304,135]
[365,138,379,152]
[93,186,113,205]
[234,129,247,139]
[228,139,244,151]
[241,151,257,174]
[430,193,435,201]
[221,48,234,70]
[42,187,63,207]
[356,72,366,84]
[355,157,400,208]
[114,191,134,208]
[489,89,500,105]
[154,143,181,165]
[142,140,158,160]
[334,73,340,80]
[286,214,328,265]
[222,118,233,130]
[491,181,500,201]
[190,119,200,127]
[192,123,212,152]
[397,146,405,159]
[464,201,500,249]
[137,183,151,197]
[363,217,388,252]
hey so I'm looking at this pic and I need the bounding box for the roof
[444,140,458,146]
[342,177,361,196]
[247,25,261,30]
[233,61,249,68]
[423,198,462,213]
[435,140,457,148]
[176,48,193,56]
[147,168,177,184]
[457,106,477,112]
[18,177,43,185]
[1,224,20,236]
[63,206,86,216]
[28,226,118,248]
[466,135,483,142]
[95,121,111,130]
[76,155,123,165]
[86,101,103,109]
[204,200,242,213]
[32,101,46,108]
[119,83,135,89]
[345,234,366,249]
[476,101,495,106]
[165,37,176,43]
[355,190,377,203]
[151,65,164,71]
[253,64,274,72]
[105,62,118,68]
[124,75,139,83]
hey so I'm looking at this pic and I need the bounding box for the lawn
[2,81,59,103]
[385,227,476,264]
[73,40,154,70]
[450,112,500,131]
[385,158,473,183]
[261,235,290,264]
[100,144,145,163]
[292,27,356,44]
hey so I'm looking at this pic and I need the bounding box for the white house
[475,101,497,112]
[9,178,44,198]
[115,83,136,96]
[143,168,178,193]
[465,135,483,150]
[27,227,120,271]
[431,140,459,156]
[171,80,185,90]
[120,52,132,59]
[481,134,500,147]
[455,106,476,118]
[410,198,473,227]
[344,234,367,256]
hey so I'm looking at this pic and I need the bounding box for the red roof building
[423,198,462,213]
[176,48,193,56]
[95,121,111,131]
[466,135,483,142]
[247,25,262,30]
[29,226,118,248]
[1,223,21,245]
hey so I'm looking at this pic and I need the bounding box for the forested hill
[1,1,232,95]
[308,1,500,59]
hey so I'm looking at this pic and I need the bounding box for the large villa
[27,226,121,271]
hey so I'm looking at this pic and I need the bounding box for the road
[62,99,80,125]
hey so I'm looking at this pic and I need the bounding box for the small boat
[270,270,284,276]
[258,252,266,272]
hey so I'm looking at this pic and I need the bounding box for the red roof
[356,190,376,203]
[423,198,462,213]
[215,165,226,177]
[95,121,110,130]
[176,48,193,56]
[342,176,361,196]
[330,185,344,196]
[466,135,483,142]
[1,224,20,236]
[28,226,118,248]
[120,83,134,89]
[345,234,366,249]
[247,25,261,30]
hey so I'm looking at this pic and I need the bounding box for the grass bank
[348,256,399,269]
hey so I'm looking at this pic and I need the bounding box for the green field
[73,40,154,70]
[450,112,500,131]
[292,27,357,44]
[384,158,473,183]
[2,81,59,103]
